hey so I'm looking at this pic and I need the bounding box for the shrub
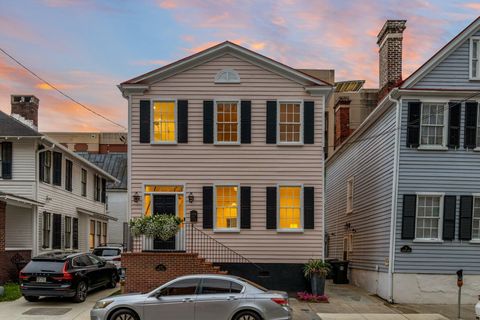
[130,215,182,241]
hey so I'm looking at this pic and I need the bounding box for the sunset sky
[0,0,478,132]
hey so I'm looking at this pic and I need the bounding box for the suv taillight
[19,271,28,281]
[271,298,288,306]
[52,262,73,281]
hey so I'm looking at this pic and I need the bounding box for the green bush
[0,283,21,302]
[303,259,331,278]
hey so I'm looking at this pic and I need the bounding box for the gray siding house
[326,17,480,304]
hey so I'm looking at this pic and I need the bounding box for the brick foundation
[122,252,225,293]
[0,250,31,284]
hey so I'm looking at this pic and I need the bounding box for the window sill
[469,240,480,244]
[150,142,178,145]
[214,142,240,146]
[473,147,480,152]
[277,229,304,233]
[417,146,448,151]
[277,143,304,146]
[213,229,240,233]
[412,239,444,243]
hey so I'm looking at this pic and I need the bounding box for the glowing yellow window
[216,102,239,143]
[215,186,238,229]
[279,186,302,229]
[153,101,176,142]
[279,102,301,143]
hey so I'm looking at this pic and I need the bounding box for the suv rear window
[23,261,65,273]
[93,248,120,257]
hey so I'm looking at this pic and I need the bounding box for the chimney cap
[11,94,39,105]
[377,20,407,45]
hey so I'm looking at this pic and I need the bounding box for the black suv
[19,252,119,303]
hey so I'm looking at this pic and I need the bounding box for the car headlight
[93,300,114,309]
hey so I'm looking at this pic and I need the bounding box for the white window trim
[277,100,304,145]
[150,99,178,145]
[213,184,240,232]
[142,184,186,223]
[276,184,304,232]
[65,157,73,193]
[471,193,480,241]
[42,212,53,250]
[418,102,449,150]
[64,216,73,249]
[413,192,444,242]
[81,167,87,197]
[214,99,241,145]
[215,68,241,84]
[346,177,354,214]
[469,37,480,80]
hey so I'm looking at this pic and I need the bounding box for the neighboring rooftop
[335,80,366,92]
[78,152,127,190]
[297,69,335,85]
[0,110,42,137]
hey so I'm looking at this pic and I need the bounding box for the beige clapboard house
[119,42,332,290]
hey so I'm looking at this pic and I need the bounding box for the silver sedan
[91,274,291,320]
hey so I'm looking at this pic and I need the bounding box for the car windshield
[93,248,120,257]
[23,261,65,273]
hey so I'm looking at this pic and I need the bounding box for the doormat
[23,308,72,315]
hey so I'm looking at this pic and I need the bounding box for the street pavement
[0,287,117,320]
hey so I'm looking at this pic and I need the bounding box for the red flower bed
[297,291,329,303]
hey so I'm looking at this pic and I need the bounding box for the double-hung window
[102,223,107,245]
[470,37,480,80]
[96,221,102,245]
[472,197,480,240]
[278,186,302,230]
[81,169,87,197]
[42,212,51,248]
[215,101,239,143]
[65,159,73,192]
[94,175,101,202]
[278,102,303,143]
[152,101,176,143]
[65,216,72,249]
[420,103,447,147]
[215,186,239,230]
[89,220,95,249]
[43,151,52,183]
[415,194,443,241]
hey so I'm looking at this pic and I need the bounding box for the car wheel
[72,281,88,303]
[109,308,138,320]
[233,310,262,320]
[24,296,39,302]
[106,272,117,289]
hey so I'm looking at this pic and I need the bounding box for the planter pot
[310,273,326,295]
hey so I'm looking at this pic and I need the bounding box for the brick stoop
[122,252,227,293]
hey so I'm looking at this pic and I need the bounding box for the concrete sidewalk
[291,282,474,320]
[0,287,117,320]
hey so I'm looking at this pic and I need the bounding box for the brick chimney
[11,95,39,127]
[377,20,406,97]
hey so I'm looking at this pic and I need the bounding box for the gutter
[387,89,401,303]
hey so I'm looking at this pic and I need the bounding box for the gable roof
[401,16,480,88]
[120,41,332,89]
[78,152,127,190]
[0,110,42,137]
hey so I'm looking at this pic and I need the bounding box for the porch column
[0,201,5,252]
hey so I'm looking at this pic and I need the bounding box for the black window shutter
[140,100,151,143]
[39,151,45,182]
[72,218,79,249]
[448,102,460,149]
[203,101,214,144]
[240,186,251,229]
[101,178,107,203]
[202,186,213,229]
[52,214,62,249]
[406,102,421,148]
[65,160,73,191]
[52,152,62,186]
[266,187,277,229]
[241,101,251,144]
[459,196,473,240]
[304,101,315,144]
[304,187,315,229]
[177,100,188,143]
[266,101,277,144]
[443,196,456,240]
[464,102,478,149]
[401,195,417,239]
[1,142,12,179]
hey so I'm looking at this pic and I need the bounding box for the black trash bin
[330,260,349,284]
[325,258,338,280]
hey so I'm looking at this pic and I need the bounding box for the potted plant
[303,259,330,296]
[130,214,183,241]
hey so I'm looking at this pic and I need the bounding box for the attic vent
[215,69,240,83]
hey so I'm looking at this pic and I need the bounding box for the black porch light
[132,192,141,203]
[188,192,194,203]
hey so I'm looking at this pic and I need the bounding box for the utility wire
[327,90,480,150]
[0,47,127,131]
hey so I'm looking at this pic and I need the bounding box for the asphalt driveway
[0,287,117,320]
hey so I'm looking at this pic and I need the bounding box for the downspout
[387,90,401,303]
[322,93,326,261]
[35,138,55,255]
[127,94,132,248]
